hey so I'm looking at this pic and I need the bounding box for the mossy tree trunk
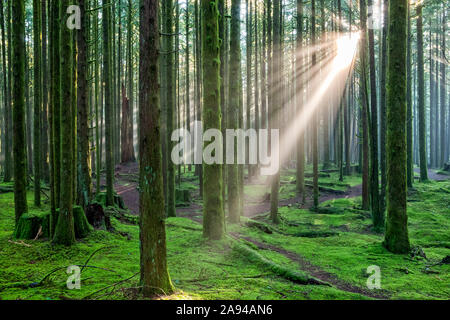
[312,0,319,209]
[227,0,241,224]
[48,0,59,236]
[185,1,191,172]
[33,0,42,207]
[0,0,12,184]
[406,3,413,188]
[270,0,280,224]
[51,0,61,212]
[439,8,446,168]
[53,0,75,246]
[41,0,50,184]
[219,0,226,213]
[163,0,176,218]
[295,0,305,201]
[379,0,388,212]
[245,0,252,179]
[416,3,428,182]
[368,0,382,232]
[194,0,203,199]
[76,0,92,211]
[94,0,101,194]
[5,0,13,184]
[12,0,28,225]
[201,0,225,240]
[139,0,174,297]
[359,0,370,211]
[103,0,114,206]
[383,0,410,254]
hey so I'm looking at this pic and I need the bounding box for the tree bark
[139,0,174,297]
[383,0,410,254]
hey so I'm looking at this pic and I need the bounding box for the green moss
[0,180,448,300]
[14,211,50,240]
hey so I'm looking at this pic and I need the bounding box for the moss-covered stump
[53,206,92,239]
[86,203,117,230]
[14,211,50,240]
[73,206,93,238]
[175,188,191,207]
[104,206,138,225]
[95,192,126,209]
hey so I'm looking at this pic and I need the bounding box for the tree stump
[14,211,50,240]
[86,203,112,231]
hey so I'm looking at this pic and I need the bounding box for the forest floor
[0,164,449,300]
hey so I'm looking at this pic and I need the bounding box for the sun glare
[335,32,361,69]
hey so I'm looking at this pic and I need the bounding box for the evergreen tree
[416,3,428,182]
[227,0,241,224]
[139,0,174,297]
[201,0,225,240]
[53,0,75,245]
[12,0,28,225]
[383,0,410,254]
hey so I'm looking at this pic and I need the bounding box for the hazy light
[335,32,361,69]
[274,31,361,169]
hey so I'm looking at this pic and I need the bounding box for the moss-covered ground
[0,168,448,300]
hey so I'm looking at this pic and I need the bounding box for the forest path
[228,233,390,300]
[414,168,449,181]
[111,165,447,218]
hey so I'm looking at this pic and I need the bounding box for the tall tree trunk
[94,0,101,193]
[139,0,174,297]
[270,0,280,224]
[312,0,319,208]
[406,2,413,188]
[185,0,191,172]
[201,0,225,240]
[164,0,176,218]
[0,0,12,183]
[360,0,370,211]
[41,0,49,183]
[227,0,241,224]
[77,0,92,211]
[194,0,203,198]
[126,0,135,162]
[245,0,252,179]
[53,0,75,245]
[416,3,428,182]
[383,0,410,254]
[12,0,28,225]
[296,0,305,200]
[103,0,114,206]
[439,8,446,168]
[379,0,388,212]
[368,0,382,231]
[33,0,42,206]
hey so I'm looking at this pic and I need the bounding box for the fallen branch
[8,240,32,247]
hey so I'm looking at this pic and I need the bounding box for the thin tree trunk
[417,3,428,181]
[33,0,41,206]
[227,0,241,224]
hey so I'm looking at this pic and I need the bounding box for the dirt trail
[414,168,449,181]
[111,163,364,217]
[228,232,389,299]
